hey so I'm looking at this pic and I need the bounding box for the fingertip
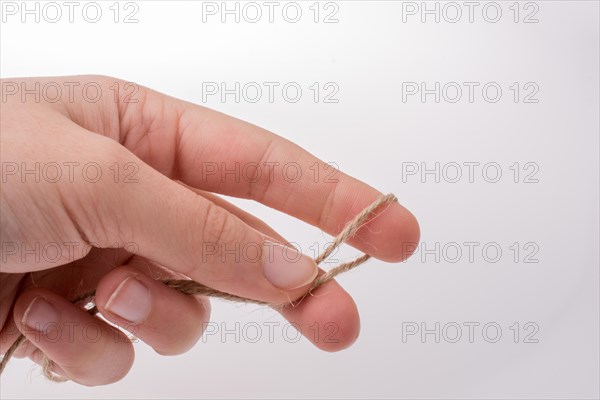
[280,280,360,352]
[12,288,53,328]
[94,265,142,315]
[354,201,420,263]
[384,202,421,262]
[12,287,134,386]
[96,264,211,356]
[310,282,361,352]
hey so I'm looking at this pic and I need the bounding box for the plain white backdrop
[1,1,599,398]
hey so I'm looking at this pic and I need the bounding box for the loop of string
[0,193,397,381]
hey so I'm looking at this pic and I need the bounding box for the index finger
[119,80,420,262]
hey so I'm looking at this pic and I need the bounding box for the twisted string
[0,193,397,381]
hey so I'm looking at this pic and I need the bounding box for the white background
[1,1,599,398]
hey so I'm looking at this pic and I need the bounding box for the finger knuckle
[200,202,237,251]
[59,137,134,248]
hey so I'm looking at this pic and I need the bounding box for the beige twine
[0,193,397,381]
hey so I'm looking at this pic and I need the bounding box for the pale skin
[0,76,420,386]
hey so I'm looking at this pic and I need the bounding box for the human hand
[0,76,419,385]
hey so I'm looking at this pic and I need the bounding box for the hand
[0,75,419,385]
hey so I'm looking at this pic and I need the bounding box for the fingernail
[22,297,59,334]
[263,242,318,290]
[105,277,151,324]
